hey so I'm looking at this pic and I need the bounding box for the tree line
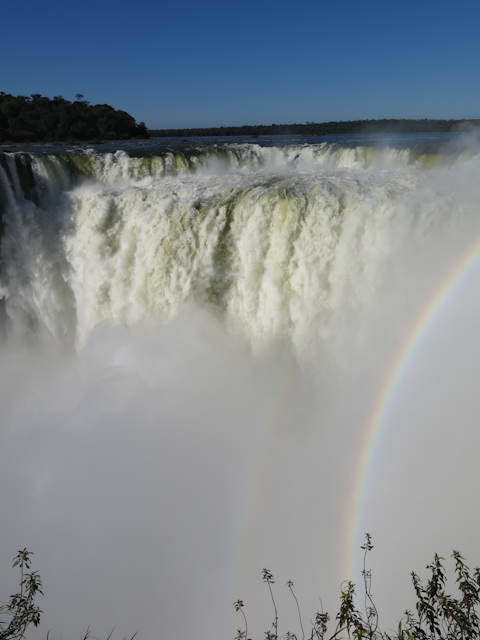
[148,118,480,138]
[0,93,148,143]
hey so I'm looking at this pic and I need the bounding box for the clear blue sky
[2,0,480,129]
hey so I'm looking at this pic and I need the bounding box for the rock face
[0,152,39,251]
[0,153,9,242]
[14,153,38,205]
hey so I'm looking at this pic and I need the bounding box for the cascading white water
[1,139,480,640]
[0,143,468,352]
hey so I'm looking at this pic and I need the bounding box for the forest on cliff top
[149,118,480,138]
[0,93,148,143]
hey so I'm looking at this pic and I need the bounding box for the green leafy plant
[234,600,248,640]
[0,549,43,640]
[401,550,480,640]
[234,535,480,640]
[286,581,304,640]
[0,551,137,640]
[262,569,278,640]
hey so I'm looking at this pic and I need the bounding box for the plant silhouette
[234,535,480,640]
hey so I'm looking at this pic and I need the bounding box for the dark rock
[14,153,38,205]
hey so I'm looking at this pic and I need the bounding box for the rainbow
[346,233,480,580]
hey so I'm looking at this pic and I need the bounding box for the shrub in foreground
[0,549,42,640]
[234,534,480,640]
[0,551,136,640]
[3,537,479,640]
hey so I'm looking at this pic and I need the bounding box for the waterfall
[0,139,480,640]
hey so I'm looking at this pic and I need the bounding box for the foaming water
[1,138,480,639]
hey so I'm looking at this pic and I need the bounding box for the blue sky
[2,0,480,129]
